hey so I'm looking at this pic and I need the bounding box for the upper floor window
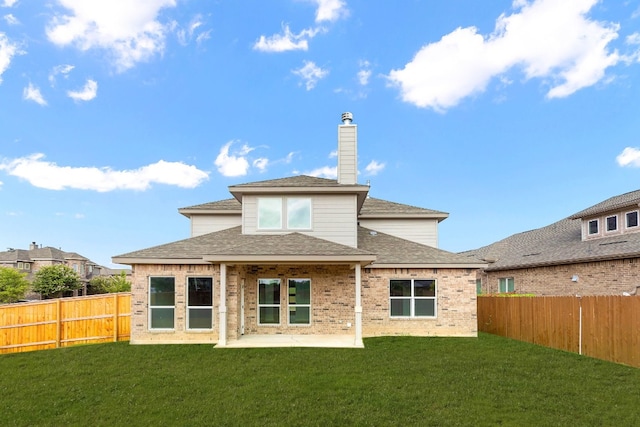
[258,197,312,230]
[588,219,599,235]
[24,262,30,270]
[606,215,618,232]
[626,211,639,229]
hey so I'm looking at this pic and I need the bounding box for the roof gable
[359,197,448,219]
[570,189,640,219]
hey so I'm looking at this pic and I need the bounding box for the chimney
[29,242,37,250]
[337,112,357,185]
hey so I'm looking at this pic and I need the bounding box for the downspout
[219,263,227,347]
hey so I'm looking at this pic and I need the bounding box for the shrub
[89,271,131,294]
[31,265,82,298]
[0,267,30,303]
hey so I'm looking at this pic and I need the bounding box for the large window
[288,279,311,324]
[499,277,514,293]
[149,277,175,330]
[389,279,436,318]
[187,277,213,330]
[258,197,311,230]
[258,279,281,325]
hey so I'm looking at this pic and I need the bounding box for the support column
[219,263,227,347]
[355,263,363,347]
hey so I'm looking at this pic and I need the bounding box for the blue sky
[1,0,640,268]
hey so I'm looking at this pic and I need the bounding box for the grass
[1,334,639,426]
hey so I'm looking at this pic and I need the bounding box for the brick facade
[478,257,640,296]
[130,263,478,345]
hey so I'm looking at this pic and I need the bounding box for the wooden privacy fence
[478,295,640,368]
[0,293,131,354]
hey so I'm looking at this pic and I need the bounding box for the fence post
[56,299,61,348]
[113,294,119,342]
[578,296,582,355]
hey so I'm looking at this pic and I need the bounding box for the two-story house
[113,113,487,347]
[467,189,640,296]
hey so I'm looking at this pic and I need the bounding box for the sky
[1,0,640,268]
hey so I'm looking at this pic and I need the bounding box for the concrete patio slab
[217,334,363,349]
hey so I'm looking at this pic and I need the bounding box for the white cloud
[357,60,372,86]
[67,79,97,101]
[215,141,257,177]
[49,64,75,86]
[292,60,329,90]
[364,160,385,175]
[328,150,338,158]
[305,165,337,179]
[3,14,18,25]
[0,32,21,84]
[616,147,640,167]
[0,153,209,191]
[254,24,321,53]
[313,0,348,23]
[387,0,632,111]
[176,14,210,46]
[46,0,177,72]
[23,83,47,106]
[1,0,17,7]
[74,213,85,219]
[253,158,268,172]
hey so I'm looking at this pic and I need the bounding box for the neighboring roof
[358,227,486,268]
[113,225,486,268]
[113,226,376,265]
[569,189,640,219]
[230,175,360,188]
[359,197,448,220]
[463,217,640,271]
[0,249,30,263]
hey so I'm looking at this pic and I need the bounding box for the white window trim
[499,277,515,293]
[287,278,312,326]
[587,219,599,236]
[258,278,281,326]
[625,210,639,230]
[148,276,176,331]
[605,215,618,233]
[186,276,214,331]
[257,197,312,231]
[389,279,437,319]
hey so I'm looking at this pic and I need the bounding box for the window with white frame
[257,197,312,230]
[149,277,175,330]
[499,277,514,293]
[17,262,23,269]
[24,263,30,270]
[258,279,281,325]
[288,279,311,324]
[389,279,436,318]
[626,211,639,229]
[588,219,599,235]
[606,215,618,232]
[187,277,213,330]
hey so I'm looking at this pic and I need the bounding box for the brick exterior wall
[130,263,479,345]
[478,257,640,296]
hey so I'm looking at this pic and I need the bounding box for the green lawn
[1,334,638,426]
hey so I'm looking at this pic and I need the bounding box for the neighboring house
[0,242,126,298]
[113,113,487,347]
[466,189,640,296]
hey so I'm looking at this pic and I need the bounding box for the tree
[89,271,131,294]
[0,267,30,303]
[31,264,82,298]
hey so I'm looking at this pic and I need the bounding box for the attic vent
[369,231,377,236]
[522,252,541,257]
[599,240,627,246]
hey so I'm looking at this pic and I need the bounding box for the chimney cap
[341,112,353,125]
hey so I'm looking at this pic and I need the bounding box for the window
[389,279,436,318]
[24,263,30,270]
[606,215,618,232]
[258,197,312,230]
[258,279,280,325]
[149,277,175,329]
[476,278,482,295]
[258,198,282,229]
[187,277,213,330]
[588,219,599,235]
[17,262,23,269]
[626,211,639,229]
[499,277,514,293]
[288,279,311,324]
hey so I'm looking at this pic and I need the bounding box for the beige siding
[242,194,358,247]
[191,214,241,237]
[337,125,357,185]
[358,218,439,247]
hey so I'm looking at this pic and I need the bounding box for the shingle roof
[113,226,486,268]
[358,227,485,266]
[179,198,241,212]
[360,197,448,217]
[230,175,366,188]
[569,189,640,219]
[462,217,640,271]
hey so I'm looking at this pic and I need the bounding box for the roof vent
[341,112,353,125]
[369,231,377,236]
